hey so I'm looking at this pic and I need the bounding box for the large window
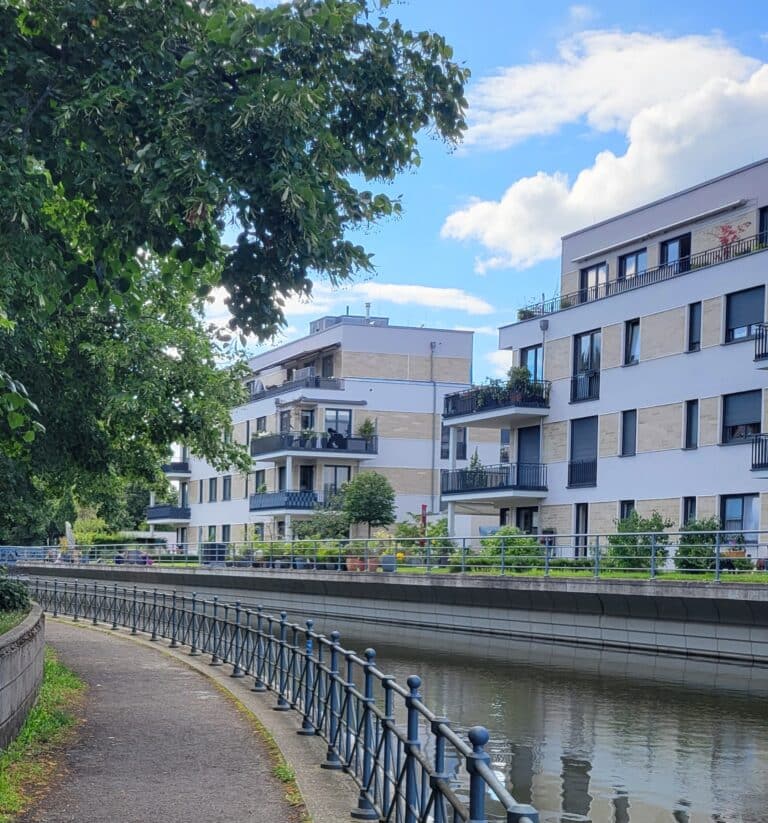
[683,496,697,525]
[299,465,314,491]
[721,494,759,540]
[618,249,646,280]
[222,475,231,501]
[660,233,691,270]
[685,400,699,449]
[759,206,768,245]
[221,524,231,544]
[207,525,216,542]
[279,410,291,433]
[520,344,544,382]
[572,330,601,402]
[725,286,765,342]
[621,410,636,457]
[300,408,315,431]
[688,302,702,352]
[249,469,266,495]
[440,426,466,460]
[619,500,635,520]
[569,416,598,487]
[256,416,267,433]
[208,477,217,502]
[579,262,607,303]
[323,465,351,495]
[624,319,640,365]
[500,429,511,463]
[722,390,761,444]
[325,408,352,437]
[321,354,334,378]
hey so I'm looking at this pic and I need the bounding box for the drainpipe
[430,341,438,513]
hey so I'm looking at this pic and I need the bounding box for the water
[335,627,768,823]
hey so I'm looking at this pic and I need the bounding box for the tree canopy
[342,471,396,536]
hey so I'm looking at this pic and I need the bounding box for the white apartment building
[148,313,499,544]
[442,159,768,542]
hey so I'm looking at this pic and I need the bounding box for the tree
[674,516,721,572]
[606,510,672,571]
[0,0,468,451]
[291,507,350,541]
[341,472,395,536]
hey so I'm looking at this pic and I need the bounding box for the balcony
[161,460,190,476]
[249,376,344,402]
[755,324,768,368]
[440,463,548,500]
[250,432,378,460]
[146,504,191,523]
[752,434,768,478]
[570,371,600,403]
[514,232,768,323]
[567,459,597,488]
[443,381,550,428]
[249,490,324,512]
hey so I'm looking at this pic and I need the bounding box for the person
[326,427,347,449]
[114,551,125,566]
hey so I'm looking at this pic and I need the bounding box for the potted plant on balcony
[299,428,316,448]
[517,307,536,321]
[357,417,376,447]
[466,449,487,490]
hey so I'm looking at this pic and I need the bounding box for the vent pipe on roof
[365,302,371,319]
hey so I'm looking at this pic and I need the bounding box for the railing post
[715,531,722,583]
[73,580,79,622]
[111,583,118,629]
[461,538,467,573]
[52,579,58,618]
[467,726,490,823]
[404,675,423,823]
[252,606,267,692]
[351,648,378,820]
[507,806,540,823]
[544,542,550,577]
[274,611,290,711]
[131,585,138,635]
[382,676,395,814]
[210,596,222,665]
[170,590,179,648]
[150,589,158,641]
[650,535,657,580]
[298,619,315,736]
[231,601,244,677]
[141,589,147,634]
[92,581,99,626]
[500,538,506,576]
[593,536,600,579]
[190,593,200,655]
[344,651,355,765]
[430,717,450,823]
[321,630,343,770]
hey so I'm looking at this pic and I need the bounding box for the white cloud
[568,5,596,24]
[486,349,514,378]
[444,37,768,273]
[454,325,498,337]
[351,282,493,315]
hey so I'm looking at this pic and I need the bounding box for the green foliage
[291,507,350,540]
[425,518,455,552]
[341,472,396,535]
[606,510,672,570]
[479,525,543,571]
[356,418,376,439]
[0,572,31,612]
[506,365,532,388]
[675,517,721,571]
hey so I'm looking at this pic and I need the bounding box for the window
[440,426,466,460]
[278,466,287,491]
[300,408,315,431]
[299,465,314,491]
[683,496,697,525]
[618,248,646,280]
[208,477,218,502]
[222,475,231,501]
[279,410,291,433]
[725,286,765,342]
[688,302,702,352]
[325,408,352,437]
[180,482,189,508]
[575,503,589,556]
[685,400,699,449]
[245,420,251,441]
[720,494,759,540]
[197,480,203,504]
[321,354,334,378]
[515,507,539,534]
[221,524,231,544]
[500,429,511,463]
[660,233,691,270]
[197,526,204,545]
[579,262,607,303]
[621,410,636,456]
[207,525,216,542]
[619,500,635,520]
[256,416,267,433]
[572,330,601,402]
[624,319,640,365]
[569,416,598,487]
[323,465,351,496]
[520,344,544,382]
[722,390,761,443]
[249,469,266,496]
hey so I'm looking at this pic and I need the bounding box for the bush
[675,517,720,572]
[0,577,31,611]
[548,557,594,570]
[606,511,671,570]
[479,526,543,572]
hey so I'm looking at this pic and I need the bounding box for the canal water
[338,627,768,823]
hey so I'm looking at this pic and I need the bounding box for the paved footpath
[20,620,301,823]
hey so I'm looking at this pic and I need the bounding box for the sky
[210,0,768,381]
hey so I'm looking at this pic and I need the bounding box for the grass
[0,610,28,636]
[0,646,86,822]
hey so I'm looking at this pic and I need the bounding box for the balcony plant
[316,542,343,571]
[517,307,536,321]
[465,449,487,490]
[357,417,377,441]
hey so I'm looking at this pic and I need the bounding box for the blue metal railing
[753,434,768,471]
[249,490,325,511]
[161,461,190,474]
[145,504,191,521]
[443,382,551,418]
[755,324,768,362]
[23,577,538,823]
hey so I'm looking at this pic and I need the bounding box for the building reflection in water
[561,756,592,820]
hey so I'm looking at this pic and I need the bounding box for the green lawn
[0,610,28,636]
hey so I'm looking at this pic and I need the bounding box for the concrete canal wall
[16,566,768,665]
[0,605,45,750]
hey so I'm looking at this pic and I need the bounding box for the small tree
[292,508,350,541]
[606,510,672,571]
[675,516,720,572]
[480,525,542,572]
[341,472,396,537]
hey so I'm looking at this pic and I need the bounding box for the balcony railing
[567,459,597,488]
[443,381,551,418]
[146,504,191,521]
[250,433,378,457]
[755,324,768,362]
[161,461,190,474]
[752,434,768,471]
[249,490,325,511]
[516,232,768,322]
[440,462,547,495]
[570,371,600,402]
[249,376,343,402]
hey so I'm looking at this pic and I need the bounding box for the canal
[339,628,768,823]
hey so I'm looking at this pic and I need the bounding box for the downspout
[430,341,437,513]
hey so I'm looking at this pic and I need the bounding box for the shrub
[606,511,671,570]
[548,556,594,570]
[425,518,455,554]
[0,576,31,611]
[674,517,720,572]
[479,525,543,572]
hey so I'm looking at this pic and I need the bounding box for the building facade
[148,314,498,545]
[443,159,768,542]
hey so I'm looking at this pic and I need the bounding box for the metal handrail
[516,232,768,321]
[570,370,600,402]
[250,432,378,457]
[752,434,768,470]
[443,381,551,418]
[249,376,344,402]
[23,577,539,823]
[145,504,191,520]
[755,324,768,362]
[440,462,548,494]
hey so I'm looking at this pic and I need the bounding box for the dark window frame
[624,319,640,365]
[256,416,267,433]
[221,524,231,544]
[222,475,232,501]
[520,344,544,382]
[685,399,699,449]
[208,477,218,503]
[618,248,647,280]
[725,286,765,342]
[720,493,759,541]
[440,425,466,460]
[688,301,702,352]
[621,409,637,457]
[683,496,697,525]
[722,390,761,444]
[619,500,635,520]
[660,233,691,269]
[579,262,608,303]
[325,408,352,437]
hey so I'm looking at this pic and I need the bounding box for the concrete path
[20,621,302,823]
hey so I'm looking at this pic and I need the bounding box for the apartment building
[148,313,498,544]
[442,159,768,542]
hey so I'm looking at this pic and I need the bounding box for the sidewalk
[19,621,303,823]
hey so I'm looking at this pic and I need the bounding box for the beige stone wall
[601,324,622,370]
[701,297,722,348]
[233,421,247,445]
[640,307,685,360]
[635,497,680,529]
[230,524,246,544]
[539,504,572,543]
[373,411,435,439]
[691,210,756,254]
[589,502,618,535]
[697,495,718,520]
[599,413,619,458]
[468,426,502,443]
[561,269,579,296]
[544,337,571,382]
[637,403,683,452]
[699,397,720,446]
[340,352,470,383]
[189,480,200,504]
[366,466,435,495]
[231,474,246,500]
[543,421,567,463]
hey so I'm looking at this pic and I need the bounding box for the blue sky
[212,0,768,380]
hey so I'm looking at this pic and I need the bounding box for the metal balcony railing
[250,433,378,457]
[567,459,597,488]
[752,434,768,471]
[755,324,768,362]
[515,232,768,322]
[249,490,323,511]
[249,376,343,402]
[161,461,190,474]
[570,370,600,402]
[440,462,547,495]
[443,381,551,418]
[146,505,191,521]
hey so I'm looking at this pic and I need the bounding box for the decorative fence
[22,577,538,823]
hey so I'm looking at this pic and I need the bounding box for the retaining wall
[0,605,45,750]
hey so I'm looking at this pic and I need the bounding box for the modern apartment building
[148,313,497,544]
[442,159,768,542]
